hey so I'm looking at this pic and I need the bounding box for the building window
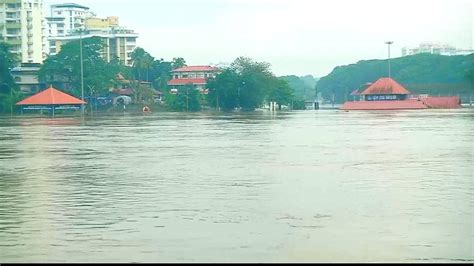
[182,74,189,79]
[174,75,179,79]
[14,77,21,82]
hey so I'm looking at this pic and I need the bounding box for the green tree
[165,84,201,112]
[268,79,294,110]
[208,57,278,111]
[39,37,114,97]
[130,47,155,82]
[0,42,19,113]
[207,69,240,111]
[171,57,187,70]
[152,59,173,90]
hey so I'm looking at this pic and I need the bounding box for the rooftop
[172,66,219,73]
[16,86,86,106]
[51,3,90,10]
[360,78,411,95]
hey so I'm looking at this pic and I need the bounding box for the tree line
[0,38,310,113]
[317,53,474,103]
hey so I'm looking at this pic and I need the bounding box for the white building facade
[44,3,95,56]
[49,27,139,66]
[0,0,44,63]
[402,43,474,56]
[44,3,138,66]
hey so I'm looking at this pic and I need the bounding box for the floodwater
[0,109,472,262]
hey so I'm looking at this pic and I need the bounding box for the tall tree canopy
[39,37,119,97]
[0,42,19,113]
[207,57,295,111]
[171,57,187,70]
[130,47,155,82]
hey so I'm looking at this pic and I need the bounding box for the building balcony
[5,23,21,29]
[5,17,20,22]
[6,39,21,45]
[5,0,21,4]
[5,33,20,38]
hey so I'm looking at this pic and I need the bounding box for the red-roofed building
[16,86,86,115]
[341,77,462,110]
[168,65,220,94]
[360,77,411,101]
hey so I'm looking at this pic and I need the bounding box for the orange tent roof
[16,86,86,106]
[361,78,411,95]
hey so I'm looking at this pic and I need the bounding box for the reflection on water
[0,110,473,262]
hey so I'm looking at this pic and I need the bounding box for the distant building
[402,42,473,56]
[0,0,45,63]
[44,3,138,66]
[85,16,118,29]
[44,3,95,56]
[11,63,46,95]
[168,66,220,93]
[48,26,138,66]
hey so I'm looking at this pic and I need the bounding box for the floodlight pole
[385,41,394,78]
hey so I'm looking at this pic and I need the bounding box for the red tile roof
[168,78,207,86]
[421,96,461,109]
[172,66,219,72]
[16,87,86,106]
[361,78,411,95]
[341,100,427,110]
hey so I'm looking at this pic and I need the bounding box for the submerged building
[341,77,461,110]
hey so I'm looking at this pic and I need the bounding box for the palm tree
[130,47,155,83]
[130,47,146,82]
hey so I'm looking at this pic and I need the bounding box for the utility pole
[385,41,394,78]
[186,87,189,112]
[80,29,85,116]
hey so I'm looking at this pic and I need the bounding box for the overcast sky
[44,0,473,77]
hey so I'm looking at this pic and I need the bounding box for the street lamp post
[238,81,245,110]
[385,41,394,78]
[79,29,85,116]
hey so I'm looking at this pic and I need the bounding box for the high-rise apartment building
[45,3,138,66]
[49,26,138,66]
[44,3,95,55]
[0,0,44,63]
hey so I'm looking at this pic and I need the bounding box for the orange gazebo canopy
[16,86,86,106]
